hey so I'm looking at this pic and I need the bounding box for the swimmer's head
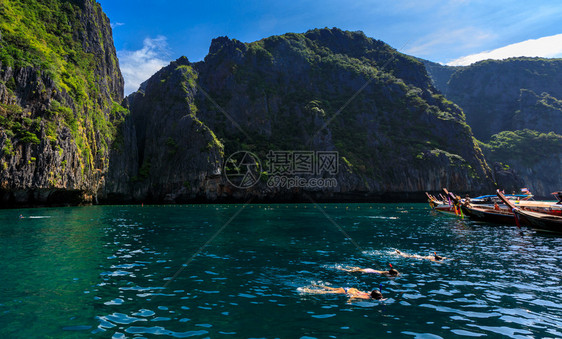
[370,289,383,300]
[388,263,399,276]
[434,252,443,261]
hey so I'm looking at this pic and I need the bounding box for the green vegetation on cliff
[1,0,112,97]
[422,57,562,196]
[0,0,124,203]
[117,28,493,202]
[204,30,481,179]
[480,129,562,164]
[441,57,562,140]
[478,129,562,197]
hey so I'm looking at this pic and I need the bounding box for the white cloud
[406,27,494,57]
[118,36,171,95]
[447,33,562,66]
[110,22,125,29]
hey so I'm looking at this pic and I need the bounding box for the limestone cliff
[0,0,124,206]
[479,130,562,198]
[445,57,562,141]
[512,89,562,134]
[419,59,459,94]
[108,29,494,203]
[103,58,223,203]
[421,57,562,196]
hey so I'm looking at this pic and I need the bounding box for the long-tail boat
[426,190,462,216]
[460,202,516,224]
[428,188,562,221]
[497,190,562,234]
[456,188,562,225]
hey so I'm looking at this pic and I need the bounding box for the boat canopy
[472,194,530,200]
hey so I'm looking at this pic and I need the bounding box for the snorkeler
[395,249,448,262]
[299,284,384,301]
[337,263,399,277]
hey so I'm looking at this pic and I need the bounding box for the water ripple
[3,204,560,338]
[124,326,208,337]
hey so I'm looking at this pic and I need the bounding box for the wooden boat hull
[519,205,562,216]
[433,203,462,216]
[435,207,457,216]
[514,209,562,234]
[497,190,562,234]
[461,205,515,225]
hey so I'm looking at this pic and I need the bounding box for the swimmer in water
[338,263,399,277]
[395,249,448,262]
[299,284,384,302]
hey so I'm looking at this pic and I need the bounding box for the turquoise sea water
[0,203,561,338]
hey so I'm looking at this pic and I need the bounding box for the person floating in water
[395,249,448,262]
[299,284,384,302]
[337,263,399,277]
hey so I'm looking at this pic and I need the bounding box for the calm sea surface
[0,203,561,338]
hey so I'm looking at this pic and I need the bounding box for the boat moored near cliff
[497,190,562,234]
[431,188,562,226]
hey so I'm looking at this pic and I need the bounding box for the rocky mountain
[419,59,460,95]
[421,57,562,197]
[0,0,125,206]
[106,28,495,203]
[0,1,500,206]
[440,57,562,141]
[479,130,562,197]
[103,59,224,203]
[512,89,562,133]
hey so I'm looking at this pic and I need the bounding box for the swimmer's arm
[395,249,406,257]
[300,288,332,295]
[347,288,370,297]
[347,292,371,300]
[359,268,385,274]
[348,296,386,303]
[345,266,363,272]
[312,285,345,293]
[396,250,416,259]
[336,266,361,272]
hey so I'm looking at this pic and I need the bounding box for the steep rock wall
[0,0,124,206]
[445,58,562,141]
[423,57,562,196]
[109,29,494,203]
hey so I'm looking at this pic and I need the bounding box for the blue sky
[97,0,562,95]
